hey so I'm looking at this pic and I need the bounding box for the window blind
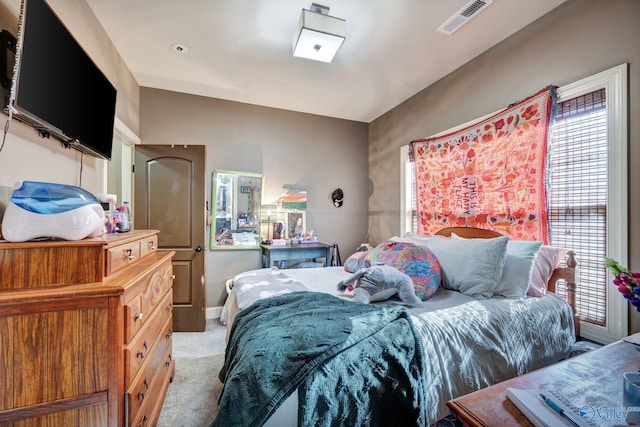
[549,88,607,325]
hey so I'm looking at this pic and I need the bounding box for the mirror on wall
[271,185,307,239]
[210,170,263,249]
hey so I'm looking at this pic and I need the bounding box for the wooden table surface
[447,339,640,426]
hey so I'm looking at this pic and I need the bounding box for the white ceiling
[86,0,565,123]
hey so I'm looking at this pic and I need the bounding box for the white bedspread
[233,267,312,309]
[222,266,575,424]
[410,290,574,421]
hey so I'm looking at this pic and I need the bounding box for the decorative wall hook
[331,188,344,208]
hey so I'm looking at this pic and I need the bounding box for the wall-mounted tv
[7,0,117,160]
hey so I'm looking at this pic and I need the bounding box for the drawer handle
[170,274,176,280]
[166,354,172,367]
[125,248,134,261]
[148,240,156,250]
[134,312,144,321]
[137,341,148,359]
[140,415,148,427]
[137,379,149,401]
[166,328,173,340]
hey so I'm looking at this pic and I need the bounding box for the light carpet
[157,319,227,427]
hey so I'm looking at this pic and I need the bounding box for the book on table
[505,388,593,427]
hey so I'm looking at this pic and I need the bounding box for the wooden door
[134,145,206,332]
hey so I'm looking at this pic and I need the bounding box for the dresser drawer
[128,344,174,427]
[124,258,173,343]
[124,296,144,343]
[124,290,173,386]
[139,235,158,258]
[140,260,173,322]
[106,240,141,276]
[126,316,173,423]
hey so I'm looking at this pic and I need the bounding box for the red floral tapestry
[409,86,556,243]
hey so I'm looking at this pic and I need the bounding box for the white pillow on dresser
[428,234,509,299]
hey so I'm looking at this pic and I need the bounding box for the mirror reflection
[271,185,307,240]
[279,185,307,210]
[210,170,263,249]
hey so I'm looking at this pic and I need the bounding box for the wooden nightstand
[447,340,638,426]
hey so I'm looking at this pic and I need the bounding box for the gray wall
[368,0,640,330]
[139,88,369,307]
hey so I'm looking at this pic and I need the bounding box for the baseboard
[206,306,223,320]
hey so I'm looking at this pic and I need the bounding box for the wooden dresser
[0,230,175,426]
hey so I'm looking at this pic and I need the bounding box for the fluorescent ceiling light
[293,5,345,63]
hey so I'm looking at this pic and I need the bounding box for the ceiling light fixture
[293,3,345,63]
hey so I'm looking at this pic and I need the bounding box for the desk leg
[262,252,272,268]
[313,248,332,267]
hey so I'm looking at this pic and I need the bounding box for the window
[548,89,607,326]
[401,64,628,344]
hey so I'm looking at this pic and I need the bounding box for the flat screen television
[8,0,117,160]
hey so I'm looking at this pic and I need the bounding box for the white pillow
[528,245,569,297]
[494,240,543,298]
[388,232,431,247]
[427,234,509,298]
[450,235,543,299]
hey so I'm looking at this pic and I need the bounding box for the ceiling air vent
[437,0,494,35]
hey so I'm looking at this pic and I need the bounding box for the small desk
[447,339,640,426]
[261,242,332,268]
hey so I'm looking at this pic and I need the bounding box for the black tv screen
[12,0,117,160]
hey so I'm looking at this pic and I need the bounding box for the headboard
[435,227,579,337]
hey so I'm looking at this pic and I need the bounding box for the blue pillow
[428,235,509,298]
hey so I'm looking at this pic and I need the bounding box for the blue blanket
[210,292,427,427]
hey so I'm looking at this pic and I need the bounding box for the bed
[211,227,578,427]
